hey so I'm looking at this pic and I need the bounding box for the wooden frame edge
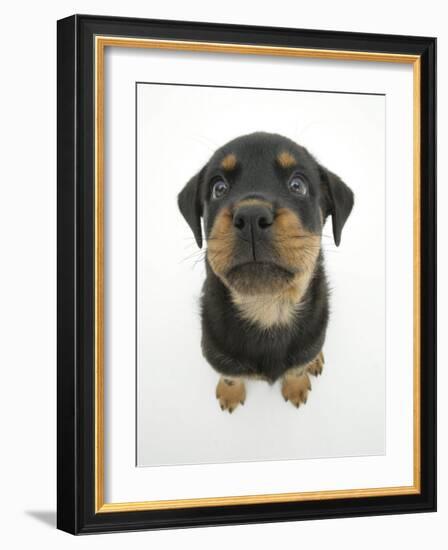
[93,36,422,514]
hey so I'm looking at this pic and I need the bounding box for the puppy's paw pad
[216,378,246,413]
[307,352,324,377]
[282,373,311,408]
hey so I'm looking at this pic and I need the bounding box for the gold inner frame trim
[94,35,421,513]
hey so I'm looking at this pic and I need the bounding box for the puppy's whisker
[192,133,221,148]
[180,256,204,265]
[179,250,207,264]
[192,256,207,269]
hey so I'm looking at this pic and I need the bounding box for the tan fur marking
[281,370,311,408]
[220,153,237,171]
[207,207,235,278]
[273,208,321,300]
[216,376,246,413]
[208,203,320,329]
[277,151,297,168]
[231,290,307,329]
[236,198,272,209]
[307,351,324,377]
[281,352,324,407]
[231,209,320,329]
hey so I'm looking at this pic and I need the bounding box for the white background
[0,1,444,549]
[137,84,386,466]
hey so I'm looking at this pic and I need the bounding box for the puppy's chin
[225,262,294,295]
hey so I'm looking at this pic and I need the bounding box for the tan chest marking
[231,290,307,329]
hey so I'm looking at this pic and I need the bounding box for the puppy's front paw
[216,377,246,413]
[281,370,311,408]
[307,352,324,377]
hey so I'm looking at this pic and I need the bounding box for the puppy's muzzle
[232,204,274,241]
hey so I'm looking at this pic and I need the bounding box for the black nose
[233,204,274,237]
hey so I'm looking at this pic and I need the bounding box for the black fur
[201,257,329,382]
[178,132,354,382]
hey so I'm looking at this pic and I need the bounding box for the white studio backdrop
[1,2,446,549]
[136,83,386,466]
[104,46,413,503]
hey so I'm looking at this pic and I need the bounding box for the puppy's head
[178,132,354,297]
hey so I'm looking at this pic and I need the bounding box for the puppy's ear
[178,167,205,248]
[319,164,354,246]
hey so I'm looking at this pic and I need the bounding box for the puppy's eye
[288,175,308,197]
[211,179,229,200]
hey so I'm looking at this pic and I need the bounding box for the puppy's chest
[241,331,296,381]
[231,292,305,331]
[230,301,300,360]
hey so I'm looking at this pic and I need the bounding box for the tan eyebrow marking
[277,151,297,168]
[236,198,272,209]
[220,153,237,171]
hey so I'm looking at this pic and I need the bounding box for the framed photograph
[57,14,436,534]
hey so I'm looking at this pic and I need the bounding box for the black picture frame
[57,14,436,534]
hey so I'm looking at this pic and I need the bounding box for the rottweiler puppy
[178,132,354,412]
